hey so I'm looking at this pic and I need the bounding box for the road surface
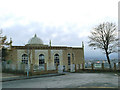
[2,73,119,88]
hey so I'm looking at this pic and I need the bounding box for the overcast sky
[0,0,119,60]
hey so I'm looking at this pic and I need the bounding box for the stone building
[5,34,85,71]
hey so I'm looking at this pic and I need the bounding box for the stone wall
[5,46,85,72]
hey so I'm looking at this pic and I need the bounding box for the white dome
[28,34,43,45]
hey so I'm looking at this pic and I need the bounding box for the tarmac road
[2,73,119,88]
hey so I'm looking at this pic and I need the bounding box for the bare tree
[88,22,118,69]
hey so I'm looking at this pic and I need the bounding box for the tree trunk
[105,51,111,69]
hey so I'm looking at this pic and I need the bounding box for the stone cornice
[11,45,83,50]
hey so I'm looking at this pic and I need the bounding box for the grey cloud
[2,21,118,60]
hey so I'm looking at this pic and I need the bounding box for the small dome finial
[82,41,84,48]
[49,40,51,47]
[34,34,37,37]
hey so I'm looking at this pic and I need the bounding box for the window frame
[68,53,71,65]
[54,53,60,65]
[22,54,28,64]
[39,54,45,66]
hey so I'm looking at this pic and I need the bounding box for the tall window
[68,54,71,65]
[54,54,59,65]
[22,54,28,64]
[39,54,44,65]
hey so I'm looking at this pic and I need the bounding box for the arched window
[39,54,45,65]
[22,54,28,64]
[68,54,71,65]
[54,54,59,65]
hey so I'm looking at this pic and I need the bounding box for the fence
[2,61,120,75]
[84,62,120,70]
[2,62,58,75]
[2,62,27,75]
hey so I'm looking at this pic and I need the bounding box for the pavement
[2,73,119,88]
[1,73,66,82]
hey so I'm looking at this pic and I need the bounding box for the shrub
[7,60,12,64]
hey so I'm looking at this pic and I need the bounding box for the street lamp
[27,44,29,77]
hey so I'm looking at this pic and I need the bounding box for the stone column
[70,64,75,72]
[15,63,18,71]
[30,64,33,74]
[78,64,80,70]
[82,63,84,70]
[102,63,104,70]
[75,64,77,72]
[32,49,35,65]
[48,47,52,70]
[56,63,58,71]
[22,64,25,71]
[114,63,116,71]
[70,52,73,71]
[119,62,120,70]
[91,63,94,70]
[44,63,47,71]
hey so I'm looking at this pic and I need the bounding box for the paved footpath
[2,73,119,88]
[1,73,23,82]
[1,73,65,82]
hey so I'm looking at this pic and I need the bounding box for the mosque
[5,34,85,71]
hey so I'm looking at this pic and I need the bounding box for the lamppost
[27,44,29,77]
